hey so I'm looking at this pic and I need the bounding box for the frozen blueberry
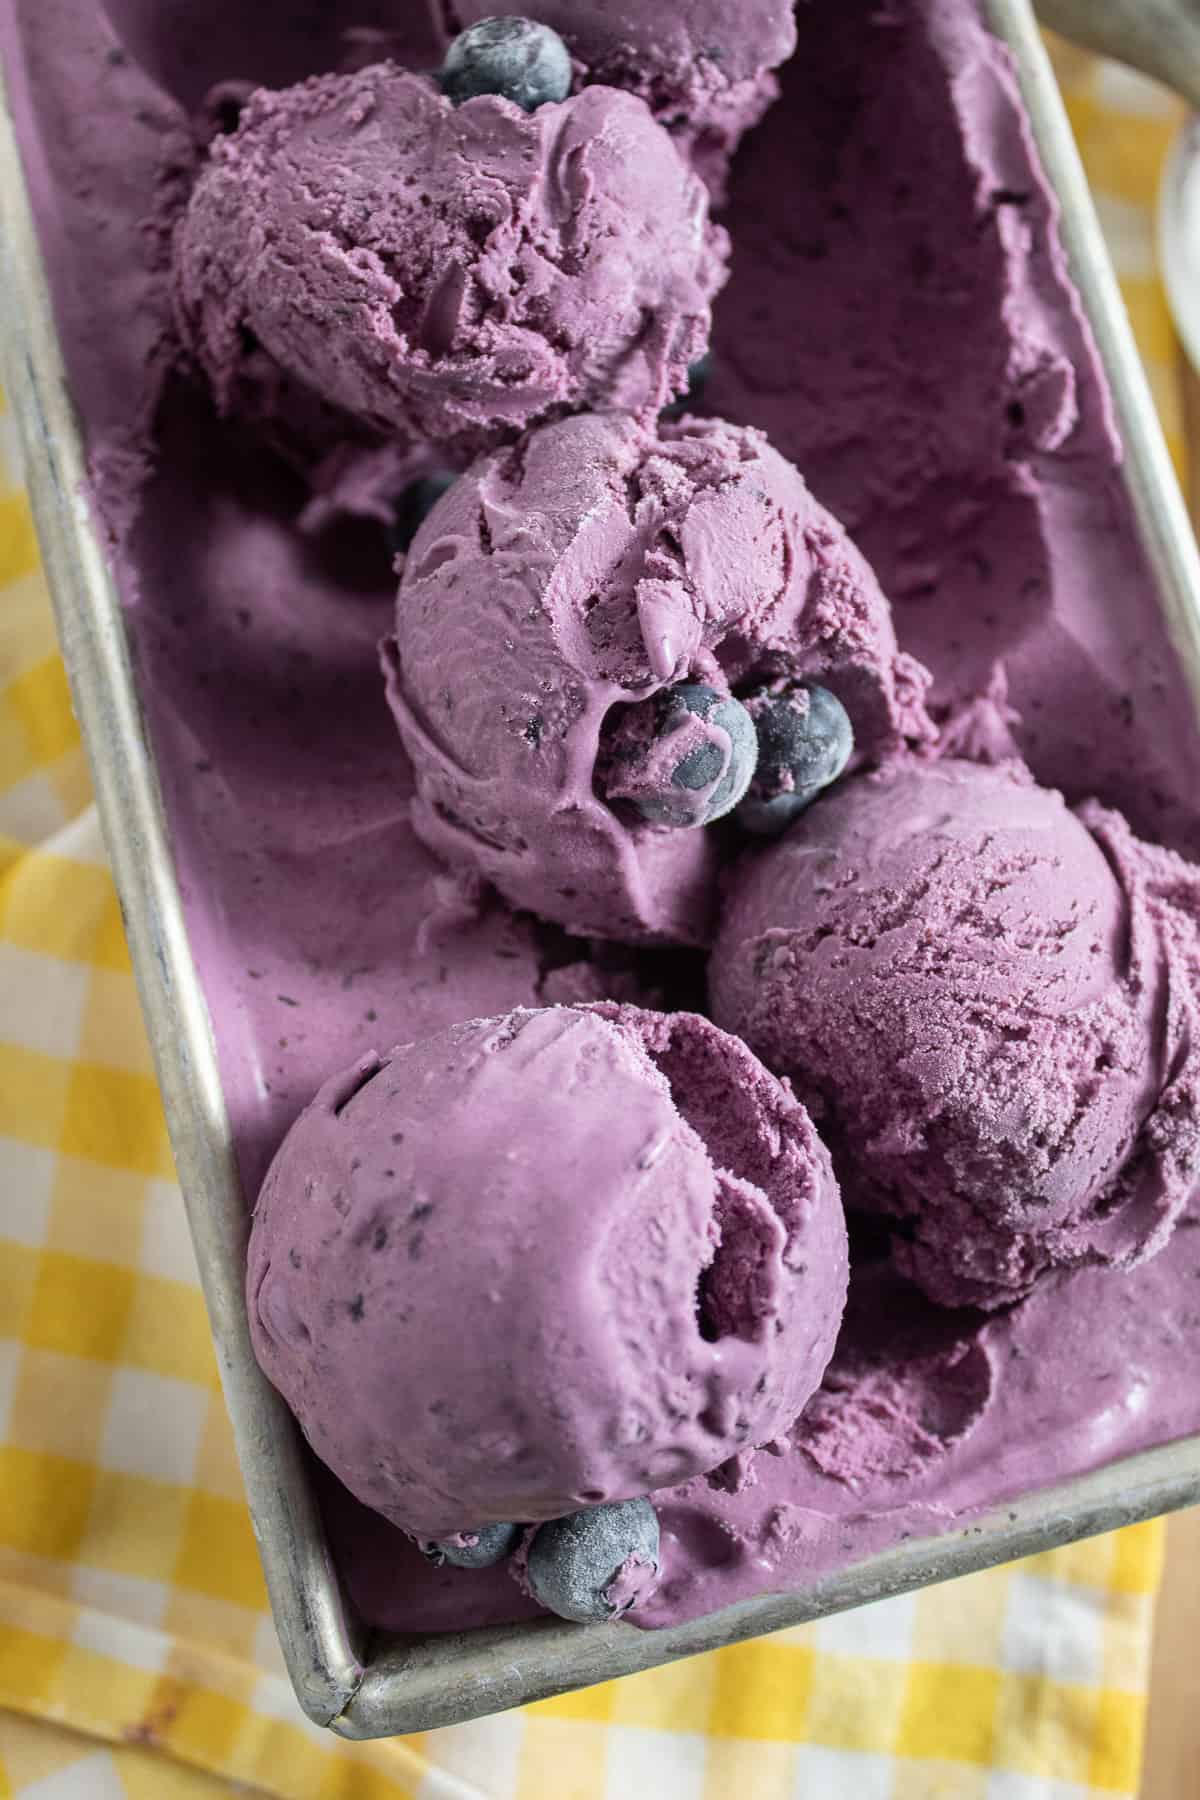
[737,682,855,837]
[388,472,457,556]
[661,353,713,421]
[604,683,758,829]
[419,1521,522,1569]
[526,1499,661,1623]
[657,684,758,825]
[441,17,572,112]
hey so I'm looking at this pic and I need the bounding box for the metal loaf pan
[1,0,1199,1739]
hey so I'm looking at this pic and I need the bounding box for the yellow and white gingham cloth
[0,46,1185,1800]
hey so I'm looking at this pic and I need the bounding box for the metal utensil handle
[1038,0,1200,111]
[1002,0,1200,713]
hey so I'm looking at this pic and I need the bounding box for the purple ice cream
[704,0,1200,859]
[173,62,727,455]
[247,1004,848,1539]
[96,0,446,110]
[712,758,1200,1308]
[450,1,797,200]
[385,409,933,944]
[452,1,795,98]
[100,0,794,159]
[11,0,1200,1644]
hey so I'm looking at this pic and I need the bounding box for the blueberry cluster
[422,1496,661,1624]
[605,679,854,840]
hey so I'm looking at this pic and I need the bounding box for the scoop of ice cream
[454,2,796,91]
[384,410,934,945]
[450,1,798,200]
[246,1003,848,1540]
[173,63,726,454]
[711,758,1200,1309]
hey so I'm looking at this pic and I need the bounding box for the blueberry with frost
[526,1498,661,1622]
[441,17,572,112]
[737,682,854,837]
[604,683,758,829]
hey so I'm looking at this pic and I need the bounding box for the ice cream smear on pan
[8,0,1200,1633]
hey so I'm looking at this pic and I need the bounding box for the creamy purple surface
[175,67,728,453]
[5,0,1200,1639]
[713,758,1200,1310]
[248,1004,848,1540]
[387,409,931,944]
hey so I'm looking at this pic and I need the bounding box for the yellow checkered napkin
[0,46,1184,1800]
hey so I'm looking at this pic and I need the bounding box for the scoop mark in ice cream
[795,1267,996,1485]
[440,18,573,113]
[525,1497,661,1621]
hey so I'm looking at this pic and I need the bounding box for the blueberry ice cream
[12,0,1200,1650]
[247,1005,849,1542]
[712,758,1200,1308]
[173,60,728,454]
[385,408,933,944]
